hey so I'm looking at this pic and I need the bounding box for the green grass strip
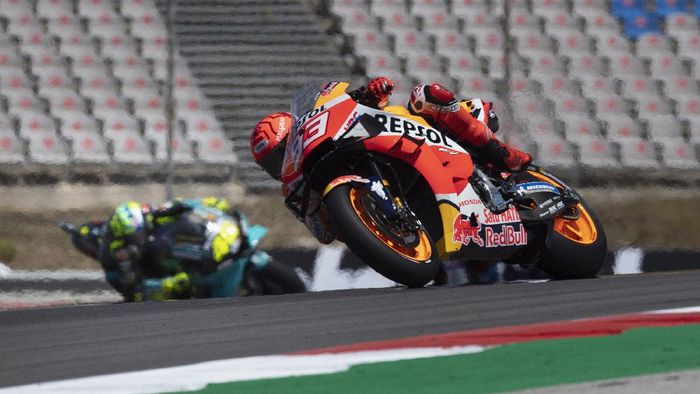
[184,324,700,394]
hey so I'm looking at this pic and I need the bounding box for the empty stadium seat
[391,30,432,58]
[58,112,100,139]
[591,94,634,116]
[657,75,700,98]
[617,137,660,168]
[635,95,675,119]
[25,132,69,166]
[657,136,699,169]
[645,53,689,77]
[535,74,578,98]
[0,130,24,166]
[577,10,620,31]
[15,111,56,139]
[120,0,160,19]
[550,30,594,56]
[575,135,619,168]
[403,53,446,82]
[531,135,577,168]
[664,12,698,34]
[636,32,673,54]
[68,132,110,166]
[560,113,603,143]
[108,132,153,166]
[599,114,644,139]
[643,114,685,140]
[577,75,617,97]
[675,96,700,119]
[129,12,167,40]
[616,75,658,97]
[589,30,633,55]
[77,0,119,20]
[565,54,606,76]
[605,53,647,75]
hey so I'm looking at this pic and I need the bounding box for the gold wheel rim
[349,188,432,261]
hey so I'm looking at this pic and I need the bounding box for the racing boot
[408,84,532,172]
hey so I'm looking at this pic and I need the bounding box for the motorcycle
[280,81,607,287]
[59,203,306,300]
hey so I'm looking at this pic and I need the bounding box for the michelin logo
[516,182,559,195]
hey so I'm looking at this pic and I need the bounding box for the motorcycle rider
[98,197,248,301]
[250,78,532,182]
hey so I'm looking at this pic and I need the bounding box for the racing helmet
[250,112,293,180]
[109,201,147,247]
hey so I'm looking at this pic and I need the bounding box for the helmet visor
[257,139,286,180]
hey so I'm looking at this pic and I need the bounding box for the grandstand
[0,0,698,192]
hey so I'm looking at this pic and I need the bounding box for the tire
[324,184,441,287]
[246,260,306,295]
[537,199,607,279]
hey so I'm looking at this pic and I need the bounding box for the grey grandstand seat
[507,9,539,35]
[370,2,408,26]
[536,74,578,98]
[531,135,577,168]
[376,10,414,38]
[617,137,660,168]
[674,96,700,119]
[515,31,555,54]
[90,94,131,119]
[520,115,560,139]
[3,89,46,115]
[57,34,99,60]
[75,68,117,95]
[664,12,698,35]
[190,134,237,166]
[131,94,163,118]
[509,73,539,95]
[606,53,647,76]
[550,30,593,56]
[645,54,688,77]
[540,9,581,33]
[109,132,153,167]
[178,111,222,137]
[551,93,591,116]
[37,0,75,18]
[403,53,446,82]
[108,55,150,81]
[120,0,160,19]
[149,131,196,164]
[337,7,379,37]
[512,95,549,117]
[43,89,88,118]
[410,0,448,15]
[642,114,684,140]
[457,74,497,97]
[139,35,168,61]
[575,136,618,168]
[671,32,700,63]
[559,113,602,143]
[44,14,84,44]
[129,12,167,40]
[657,137,698,169]
[590,30,633,55]
[599,114,643,139]
[0,0,32,18]
[86,13,128,44]
[451,0,489,18]
[35,71,74,98]
[636,33,673,54]
[15,111,56,139]
[590,94,634,116]
[443,52,481,77]
[0,130,24,167]
[351,30,392,59]
[391,30,432,58]
[565,54,606,76]
[119,74,158,99]
[460,9,498,30]
[469,28,505,57]
[98,35,139,59]
[577,75,617,97]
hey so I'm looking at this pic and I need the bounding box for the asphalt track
[2,270,700,388]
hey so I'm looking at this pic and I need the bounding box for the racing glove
[366,77,394,109]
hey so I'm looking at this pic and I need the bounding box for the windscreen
[281,81,326,180]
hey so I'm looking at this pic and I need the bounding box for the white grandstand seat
[605,53,647,76]
[415,9,460,33]
[635,95,675,119]
[451,0,489,18]
[376,11,414,38]
[645,54,688,77]
[129,12,167,40]
[108,55,150,81]
[57,34,99,60]
[576,10,620,31]
[0,51,24,75]
[636,33,673,54]
[85,12,128,45]
[536,74,578,98]
[25,131,69,166]
[120,0,160,19]
[4,90,46,115]
[390,30,432,58]
[533,0,569,9]
[514,31,555,54]
[337,8,379,38]
[675,96,700,119]
[672,32,700,62]
[457,74,497,97]
[109,132,153,166]
[362,53,401,74]
[148,130,196,164]
[507,9,539,34]
[15,111,56,139]
[98,35,139,58]
[460,10,498,31]
[74,67,117,94]
[178,111,221,135]
[549,30,593,56]
[0,130,24,165]
[657,137,698,169]
[35,71,74,98]
[42,89,88,118]
[370,2,408,26]
[657,76,699,98]
[616,75,658,97]
[138,35,168,61]
[403,53,446,82]
[551,93,591,116]
[469,28,505,57]
[559,113,602,143]
[0,0,32,18]
[68,132,110,165]
[410,0,448,15]
[191,134,236,165]
[118,74,158,99]
[351,31,392,59]
[58,112,101,139]
[531,135,577,168]
[520,115,560,139]
[540,9,581,33]
[590,30,633,55]
[575,135,618,168]
[44,14,84,44]
[565,54,606,76]
[512,95,550,117]
[525,53,566,77]
[432,30,469,53]
[642,114,684,140]
[99,110,139,136]
[90,94,130,119]
[617,137,660,168]
[509,73,539,95]
[577,75,617,97]
[664,12,698,34]
[131,94,164,118]
[443,52,481,76]
[572,0,611,15]
[77,0,119,19]
[599,114,643,139]
[590,94,634,116]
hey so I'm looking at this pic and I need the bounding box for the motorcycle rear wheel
[324,184,441,287]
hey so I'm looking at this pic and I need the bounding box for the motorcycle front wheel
[324,184,441,287]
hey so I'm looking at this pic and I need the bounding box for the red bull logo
[452,213,484,247]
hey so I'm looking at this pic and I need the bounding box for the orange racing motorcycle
[282,81,606,287]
